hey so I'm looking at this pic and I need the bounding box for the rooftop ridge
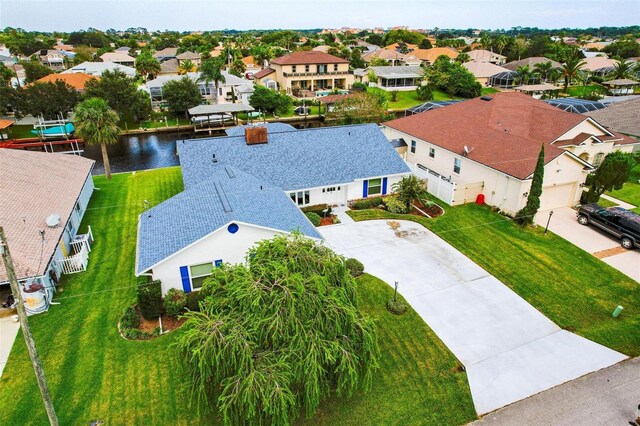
[213,181,233,213]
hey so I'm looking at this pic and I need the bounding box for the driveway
[535,207,640,282]
[0,314,20,378]
[319,219,627,415]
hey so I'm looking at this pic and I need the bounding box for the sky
[1,0,639,32]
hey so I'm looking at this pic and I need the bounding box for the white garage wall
[151,222,286,294]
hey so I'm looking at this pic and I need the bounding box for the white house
[0,150,95,314]
[62,61,137,78]
[382,92,638,216]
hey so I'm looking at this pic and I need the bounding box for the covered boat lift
[188,103,255,133]
[513,83,560,99]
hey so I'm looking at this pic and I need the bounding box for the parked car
[190,113,234,125]
[294,106,311,116]
[577,203,640,249]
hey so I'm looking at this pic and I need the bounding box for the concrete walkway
[473,357,640,425]
[319,219,627,415]
[536,207,640,282]
[0,315,20,378]
[600,194,637,210]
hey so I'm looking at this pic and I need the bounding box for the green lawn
[348,203,639,357]
[566,84,607,98]
[369,87,458,110]
[606,163,640,212]
[0,168,476,425]
[481,87,500,95]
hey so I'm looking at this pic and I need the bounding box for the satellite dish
[45,214,61,228]
[463,145,473,156]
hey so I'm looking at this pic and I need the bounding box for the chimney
[244,126,268,145]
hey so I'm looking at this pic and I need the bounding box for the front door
[323,186,342,205]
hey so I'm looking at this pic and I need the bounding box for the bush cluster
[119,305,158,340]
[164,288,187,317]
[186,290,205,312]
[137,280,163,320]
[387,299,407,315]
[301,204,331,216]
[345,258,364,277]
[120,306,140,330]
[383,196,409,214]
[352,197,383,210]
[305,212,322,226]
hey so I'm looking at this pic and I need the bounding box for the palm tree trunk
[101,143,112,180]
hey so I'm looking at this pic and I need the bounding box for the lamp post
[393,281,399,303]
[544,210,554,234]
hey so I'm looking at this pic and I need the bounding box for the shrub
[301,204,329,217]
[164,288,187,317]
[352,197,383,210]
[186,290,205,311]
[345,258,364,277]
[387,299,407,315]
[351,82,367,92]
[383,196,409,214]
[305,212,321,226]
[137,280,162,320]
[120,305,140,330]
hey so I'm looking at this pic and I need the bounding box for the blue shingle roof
[225,122,296,136]
[178,123,411,191]
[136,165,322,274]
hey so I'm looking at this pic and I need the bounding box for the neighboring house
[0,150,95,314]
[235,84,254,104]
[462,61,510,86]
[382,92,638,215]
[411,47,459,66]
[584,97,640,140]
[362,49,419,66]
[317,93,358,113]
[36,49,67,70]
[159,58,179,75]
[62,61,136,77]
[252,67,277,89]
[100,51,135,67]
[135,163,322,295]
[384,42,418,52]
[467,49,506,65]
[581,50,608,59]
[311,45,331,53]
[144,71,251,107]
[178,123,411,208]
[241,55,262,78]
[502,57,562,71]
[253,51,353,96]
[0,54,14,67]
[34,73,97,92]
[176,51,201,67]
[153,47,178,63]
[355,65,424,91]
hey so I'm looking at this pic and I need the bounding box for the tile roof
[34,73,97,90]
[271,51,348,65]
[580,56,617,72]
[362,49,413,62]
[153,47,178,58]
[100,52,135,63]
[467,49,506,62]
[316,93,358,104]
[0,150,94,282]
[368,65,423,78]
[176,51,201,60]
[584,97,640,138]
[253,67,275,79]
[136,165,322,274]
[411,47,459,62]
[383,92,590,180]
[502,57,561,70]
[462,61,510,78]
[178,123,411,191]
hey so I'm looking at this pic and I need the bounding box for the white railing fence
[57,226,94,274]
[408,163,485,206]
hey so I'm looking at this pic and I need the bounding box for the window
[323,186,341,193]
[367,178,382,196]
[305,65,310,72]
[66,219,74,236]
[453,158,461,174]
[290,191,310,206]
[593,152,605,167]
[333,64,338,71]
[429,147,435,158]
[318,64,327,73]
[291,65,297,72]
[410,140,416,154]
[189,262,213,289]
[75,201,81,213]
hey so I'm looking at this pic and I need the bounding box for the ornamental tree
[176,234,379,425]
[161,77,202,117]
[516,144,545,225]
[583,151,636,203]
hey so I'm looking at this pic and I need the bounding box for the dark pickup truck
[577,203,640,249]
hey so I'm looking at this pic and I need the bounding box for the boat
[31,122,75,139]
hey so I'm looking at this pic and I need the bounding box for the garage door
[539,183,577,211]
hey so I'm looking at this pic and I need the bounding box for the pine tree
[517,144,545,225]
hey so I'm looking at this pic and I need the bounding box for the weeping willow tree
[176,234,379,425]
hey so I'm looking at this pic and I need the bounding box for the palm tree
[561,55,586,92]
[391,175,429,209]
[515,65,533,85]
[608,59,633,80]
[533,61,553,82]
[495,35,509,55]
[74,98,120,180]
[178,59,197,75]
[479,32,491,50]
[198,58,225,103]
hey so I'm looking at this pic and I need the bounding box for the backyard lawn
[369,87,459,110]
[606,163,640,212]
[349,203,639,357]
[0,168,476,425]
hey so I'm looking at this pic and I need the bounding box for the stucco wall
[151,223,287,294]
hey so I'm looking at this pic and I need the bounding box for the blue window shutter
[179,266,191,293]
[214,259,223,267]
[362,180,368,198]
[382,177,388,195]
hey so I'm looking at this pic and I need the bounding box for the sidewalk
[473,357,640,425]
[600,194,637,210]
[0,315,20,378]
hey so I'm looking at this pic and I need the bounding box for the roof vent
[212,153,218,163]
[244,126,268,145]
[480,96,492,101]
[45,214,60,228]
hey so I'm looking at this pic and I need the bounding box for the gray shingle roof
[369,65,423,78]
[584,97,640,137]
[177,123,411,191]
[136,165,322,274]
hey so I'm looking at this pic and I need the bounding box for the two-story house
[254,51,354,96]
